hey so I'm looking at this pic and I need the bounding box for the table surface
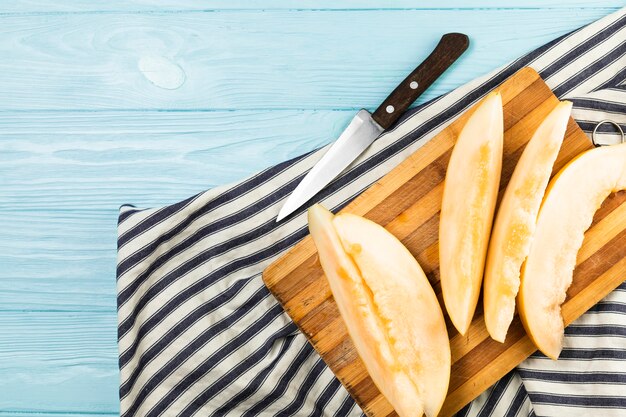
[0,2,622,416]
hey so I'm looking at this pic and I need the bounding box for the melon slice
[484,101,572,343]
[519,142,626,359]
[439,91,504,335]
[308,204,451,417]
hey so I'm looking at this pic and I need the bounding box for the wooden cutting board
[262,67,626,417]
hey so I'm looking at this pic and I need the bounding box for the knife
[276,32,469,222]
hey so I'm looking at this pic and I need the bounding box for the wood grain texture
[0,312,118,414]
[263,68,625,417]
[0,9,612,111]
[0,211,115,312]
[0,414,116,417]
[0,3,621,416]
[0,111,349,210]
[0,1,620,12]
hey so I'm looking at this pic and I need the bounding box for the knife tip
[275,209,288,223]
[276,200,295,223]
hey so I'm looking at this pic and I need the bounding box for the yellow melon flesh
[484,101,572,343]
[439,92,504,335]
[307,205,392,387]
[308,204,451,417]
[519,142,626,359]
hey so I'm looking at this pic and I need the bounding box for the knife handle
[371,33,469,130]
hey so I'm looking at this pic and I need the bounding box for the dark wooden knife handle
[372,33,469,130]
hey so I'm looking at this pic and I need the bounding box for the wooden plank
[262,67,625,416]
[0,110,349,210]
[0,9,610,110]
[0,413,117,417]
[0,311,119,414]
[0,210,115,311]
[0,1,620,12]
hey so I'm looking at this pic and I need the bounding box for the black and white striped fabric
[117,8,626,417]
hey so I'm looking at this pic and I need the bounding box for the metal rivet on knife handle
[372,33,470,130]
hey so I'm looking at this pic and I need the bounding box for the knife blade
[276,32,469,222]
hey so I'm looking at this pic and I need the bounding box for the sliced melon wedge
[439,91,504,335]
[484,101,572,343]
[308,204,451,417]
[519,142,626,359]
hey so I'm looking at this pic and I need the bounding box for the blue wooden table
[0,1,622,415]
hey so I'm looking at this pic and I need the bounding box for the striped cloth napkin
[116,8,626,417]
